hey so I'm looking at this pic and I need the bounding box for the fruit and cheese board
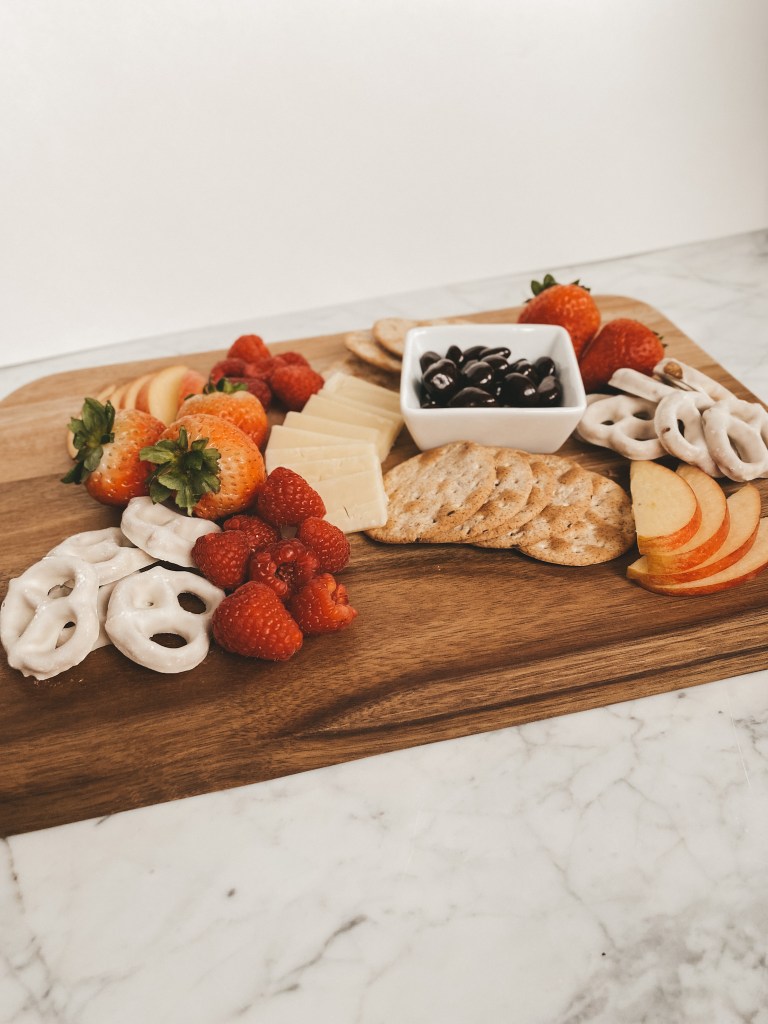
[2,294,768,837]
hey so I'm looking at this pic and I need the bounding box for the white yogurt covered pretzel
[576,393,665,460]
[121,497,220,567]
[654,391,720,476]
[58,579,116,653]
[653,359,735,402]
[105,566,224,673]
[0,554,100,680]
[49,527,154,585]
[608,368,678,403]
[703,397,768,482]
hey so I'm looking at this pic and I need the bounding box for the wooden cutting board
[2,296,767,837]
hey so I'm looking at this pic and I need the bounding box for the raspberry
[277,351,310,367]
[297,517,350,573]
[223,513,280,550]
[271,365,325,412]
[256,467,326,526]
[226,376,272,410]
[289,573,358,634]
[209,358,247,383]
[228,334,271,363]
[212,582,303,660]
[191,530,251,590]
[248,539,320,601]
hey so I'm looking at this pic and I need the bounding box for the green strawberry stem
[62,397,116,485]
[140,426,221,516]
[204,377,247,395]
[528,274,591,298]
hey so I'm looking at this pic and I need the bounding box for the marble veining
[1,231,768,1023]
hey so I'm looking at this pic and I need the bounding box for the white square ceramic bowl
[400,323,586,453]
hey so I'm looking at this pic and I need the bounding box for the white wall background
[1,0,767,367]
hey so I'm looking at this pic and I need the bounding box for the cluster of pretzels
[0,499,228,681]
[576,359,768,482]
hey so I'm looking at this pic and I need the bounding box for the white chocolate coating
[49,526,155,585]
[121,497,220,568]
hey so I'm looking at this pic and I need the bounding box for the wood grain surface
[2,296,767,837]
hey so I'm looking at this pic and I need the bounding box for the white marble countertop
[2,231,768,1023]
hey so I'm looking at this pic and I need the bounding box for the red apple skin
[176,369,206,409]
[637,501,702,554]
[645,467,729,573]
[628,485,762,587]
[633,517,768,596]
[630,461,702,554]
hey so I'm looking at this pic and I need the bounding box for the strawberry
[141,414,266,520]
[212,581,303,660]
[270,364,325,411]
[228,334,271,363]
[192,530,251,590]
[518,274,601,358]
[289,573,357,634]
[297,517,350,573]
[177,387,268,448]
[63,398,164,506]
[222,513,280,550]
[578,318,665,393]
[256,467,326,527]
[248,539,320,601]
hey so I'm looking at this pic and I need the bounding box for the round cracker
[366,442,496,544]
[344,330,402,374]
[514,471,635,565]
[430,448,534,543]
[474,456,556,548]
[372,318,418,357]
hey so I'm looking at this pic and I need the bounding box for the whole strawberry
[289,573,357,634]
[578,318,665,393]
[192,530,251,590]
[63,398,164,506]
[271,364,325,411]
[518,274,601,358]
[177,382,268,448]
[141,414,266,520]
[212,582,303,660]
[256,467,326,527]
[297,517,350,573]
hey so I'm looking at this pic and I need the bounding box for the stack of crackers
[344,316,469,376]
[366,443,635,566]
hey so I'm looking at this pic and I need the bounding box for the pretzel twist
[703,397,768,482]
[105,566,224,673]
[49,527,154,585]
[0,555,100,680]
[576,394,665,460]
[653,359,735,402]
[121,497,220,567]
[654,391,720,476]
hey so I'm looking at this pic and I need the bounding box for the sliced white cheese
[283,411,386,459]
[321,372,401,414]
[311,469,388,534]
[267,424,373,450]
[271,451,380,482]
[302,395,400,455]
[264,441,377,475]
[316,387,403,429]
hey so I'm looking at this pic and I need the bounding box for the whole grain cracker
[474,456,558,548]
[344,330,402,374]
[372,318,419,357]
[428,448,534,543]
[514,471,634,566]
[366,441,496,544]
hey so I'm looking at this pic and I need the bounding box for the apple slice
[135,365,190,424]
[628,484,762,586]
[644,465,728,572]
[121,372,156,411]
[177,368,206,408]
[630,461,701,553]
[632,517,768,596]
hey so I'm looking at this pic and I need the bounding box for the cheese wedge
[302,395,401,454]
[283,411,386,459]
[267,424,377,450]
[321,372,401,414]
[312,469,388,533]
[316,388,403,429]
[270,451,380,482]
[264,441,377,475]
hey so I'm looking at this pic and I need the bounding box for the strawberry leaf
[62,398,116,486]
[140,428,221,516]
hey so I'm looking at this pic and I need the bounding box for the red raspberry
[242,356,279,381]
[277,351,310,367]
[222,513,280,550]
[228,334,271,363]
[212,582,303,660]
[271,365,325,411]
[297,517,350,573]
[226,376,272,410]
[248,539,319,601]
[209,358,247,383]
[191,530,251,590]
[289,573,358,634]
[256,467,326,526]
